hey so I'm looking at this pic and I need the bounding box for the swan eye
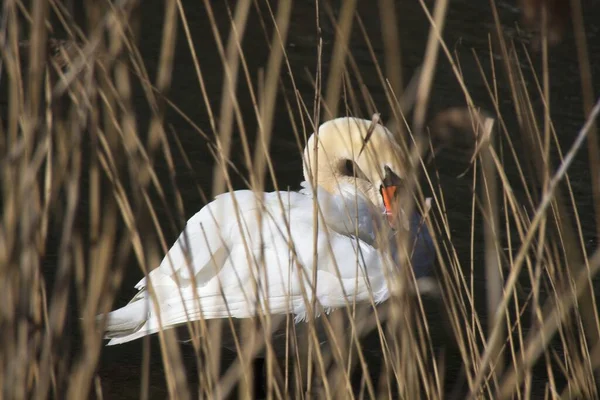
[341,159,359,177]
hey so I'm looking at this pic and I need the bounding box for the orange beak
[381,185,398,225]
[381,166,403,226]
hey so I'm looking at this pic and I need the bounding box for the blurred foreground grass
[1,0,599,399]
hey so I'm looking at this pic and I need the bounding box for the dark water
[8,0,600,398]
[102,1,600,398]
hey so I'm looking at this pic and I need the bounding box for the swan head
[303,117,406,223]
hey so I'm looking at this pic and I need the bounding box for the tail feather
[106,322,153,345]
[102,292,308,345]
[102,297,149,339]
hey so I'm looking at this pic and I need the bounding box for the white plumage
[103,117,434,345]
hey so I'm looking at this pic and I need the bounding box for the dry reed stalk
[377,0,403,125]
[2,0,599,399]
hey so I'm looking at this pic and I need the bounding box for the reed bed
[1,0,599,399]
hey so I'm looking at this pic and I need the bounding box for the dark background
[4,0,600,398]
[93,0,600,398]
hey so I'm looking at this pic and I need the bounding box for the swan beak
[381,185,398,225]
[381,166,403,226]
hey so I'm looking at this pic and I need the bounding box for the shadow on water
[4,0,598,398]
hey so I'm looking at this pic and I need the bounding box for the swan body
[103,117,435,345]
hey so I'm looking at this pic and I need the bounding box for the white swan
[103,117,434,345]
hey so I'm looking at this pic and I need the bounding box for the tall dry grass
[1,0,599,399]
